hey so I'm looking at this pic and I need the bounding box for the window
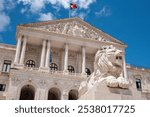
[26,60,35,68]
[50,63,58,71]
[136,79,142,91]
[85,68,91,76]
[68,65,75,73]
[2,60,11,73]
[0,84,6,91]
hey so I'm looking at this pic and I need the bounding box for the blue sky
[0,0,150,68]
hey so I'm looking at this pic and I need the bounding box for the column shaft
[123,55,128,79]
[40,40,46,68]
[14,36,22,64]
[82,47,86,74]
[45,40,51,68]
[64,44,68,72]
[19,37,27,64]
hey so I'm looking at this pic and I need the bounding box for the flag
[70,3,77,10]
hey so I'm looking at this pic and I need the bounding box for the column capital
[42,39,47,45]
[81,46,86,49]
[64,43,69,47]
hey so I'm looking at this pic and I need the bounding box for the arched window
[68,89,78,100]
[85,68,91,76]
[68,65,75,73]
[19,85,35,100]
[26,60,35,68]
[48,88,61,100]
[49,63,58,71]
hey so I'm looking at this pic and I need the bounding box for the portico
[13,35,96,76]
[14,17,127,77]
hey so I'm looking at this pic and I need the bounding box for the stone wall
[0,45,15,99]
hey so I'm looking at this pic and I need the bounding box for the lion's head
[94,45,123,77]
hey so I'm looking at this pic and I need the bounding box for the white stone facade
[0,18,150,100]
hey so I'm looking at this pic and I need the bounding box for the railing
[24,67,39,71]
[23,67,87,78]
[50,70,83,76]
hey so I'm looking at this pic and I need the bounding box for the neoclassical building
[0,18,150,100]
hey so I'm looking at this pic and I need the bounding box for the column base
[39,67,49,72]
[63,70,69,75]
[13,63,24,69]
[81,72,87,77]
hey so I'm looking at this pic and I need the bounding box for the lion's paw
[118,77,129,89]
[106,76,118,88]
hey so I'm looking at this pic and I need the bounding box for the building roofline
[17,17,127,46]
[127,64,150,72]
[0,43,16,51]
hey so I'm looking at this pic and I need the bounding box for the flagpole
[69,2,77,18]
[69,3,71,18]
[69,6,70,18]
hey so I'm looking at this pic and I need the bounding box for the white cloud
[0,0,11,32]
[0,12,10,32]
[30,0,45,13]
[5,0,16,10]
[17,0,96,21]
[17,0,96,13]
[38,12,54,21]
[18,0,45,13]
[78,0,96,9]
[0,0,4,11]
[71,9,90,19]
[95,6,111,17]
[21,8,28,14]
[78,12,87,19]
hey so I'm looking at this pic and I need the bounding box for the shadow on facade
[48,87,61,100]
[68,89,78,100]
[19,85,35,100]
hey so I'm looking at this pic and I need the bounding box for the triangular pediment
[20,17,125,45]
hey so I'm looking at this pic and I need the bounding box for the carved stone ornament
[79,45,129,95]
[12,77,21,85]
[37,21,105,41]
[39,80,47,87]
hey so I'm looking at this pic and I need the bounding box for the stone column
[19,37,27,65]
[45,40,51,68]
[63,43,68,73]
[62,90,69,100]
[14,36,22,64]
[40,40,46,68]
[81,46,86,75]
[123,54,128,80]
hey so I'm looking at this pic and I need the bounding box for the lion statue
[79,45,129,95]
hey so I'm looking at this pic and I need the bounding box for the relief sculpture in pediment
[39,21,102,40]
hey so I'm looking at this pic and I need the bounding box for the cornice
[127,65,150,73]
[17,26,127,48]
[0,43,16,51]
